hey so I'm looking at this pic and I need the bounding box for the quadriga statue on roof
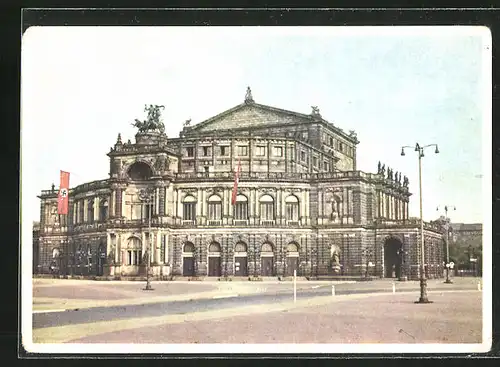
[132,104,166,133]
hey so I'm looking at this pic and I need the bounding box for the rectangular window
[234,202,248,220]
[256,146,266,156]
[300,151,306,162]
[324,161,329,172]
[260,203,275,221]
[220,146,228,156]
[273,146,283,157]
[186,147,194,157]
[329,137,334,146]
[202,146,210,156]
[127,250,132,265]
[339,142,344,153]
[286,203,299,221]
[313,156,318,167]
[237,146,248,156]
[143,203,152,220]
[183,203,196,221]
[208,203,222,220]
[204,166,209,173]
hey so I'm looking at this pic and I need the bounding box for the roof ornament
[311,106,321,117]
[349,130,357,139]
[116,133,122,144]
[244,86,254,104]
[183,118,192,128]
[132,104,166,134]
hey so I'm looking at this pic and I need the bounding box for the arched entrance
[234,242,248,276]
[182,242,195,276]
[208,242,221,277]
[286,242,299,276]
[384,237,403,278]
[260,242,275,276]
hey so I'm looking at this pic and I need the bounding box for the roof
[450,223,483,232]
[183,100,357,144]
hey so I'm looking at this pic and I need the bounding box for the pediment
[187,103,314,134]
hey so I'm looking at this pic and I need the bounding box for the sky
[21,26,491,224]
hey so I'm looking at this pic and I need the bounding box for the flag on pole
[57,170,70,215]
[231,158,242,205]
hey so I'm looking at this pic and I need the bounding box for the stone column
[155,231,161,265]
[196,188,202,217]
[109,188,115,218]
[305,189,310,225]
[93,197,99,222]
[301,189,307,223]
[83,199,88,222]
[156,181,166,216]
[115,187,124,218]
[115,233,121,264]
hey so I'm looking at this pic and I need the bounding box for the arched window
[287,243,299,253]
[259,194,275,221]
[183,195,197,221]
[234,242,247,253]
[125,237,142,266]
[209,242,221,253]
[285,195,299,222]
[207,195,222,221]
[99,199,108,222]
[261,242,274,253]
[87,199,94,224]
[234,194,248,220]
[183,242,194,253]
[127,162,153,180]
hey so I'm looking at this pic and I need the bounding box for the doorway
[183,257,195,276]
[384,237,403,278]
[261,257,274,276]
[286,257,299,276]
[208,242,222,277]
[234,257,248,276]
[208,257,221,276]
[182,242,195,276]
[234,242,248,276]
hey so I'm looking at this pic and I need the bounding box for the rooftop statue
[311,106,321,116]
[132,104,166,134]
[183,118,192,128]
[244,86,254,103]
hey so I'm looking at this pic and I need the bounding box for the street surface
[31,277,483,344]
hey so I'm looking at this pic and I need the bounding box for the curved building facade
[34,90,444,280]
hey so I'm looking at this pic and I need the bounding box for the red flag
[231,159,242,205]
[57,171,70,215]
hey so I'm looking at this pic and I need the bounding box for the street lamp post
[139,187,155,291]
[437,205,456,284]
[401,143,439,304]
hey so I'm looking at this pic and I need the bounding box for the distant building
[34,88,444,280]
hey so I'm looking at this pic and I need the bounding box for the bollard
[331,284,335,296]
[293,269,297,303]
[478,281,481,291]
[392,282,396,294]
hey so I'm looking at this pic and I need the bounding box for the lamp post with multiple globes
[401,143,439,304]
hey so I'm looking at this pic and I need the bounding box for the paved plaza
[30,277,483,344]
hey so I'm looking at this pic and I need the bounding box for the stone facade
[34,91,444,280]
